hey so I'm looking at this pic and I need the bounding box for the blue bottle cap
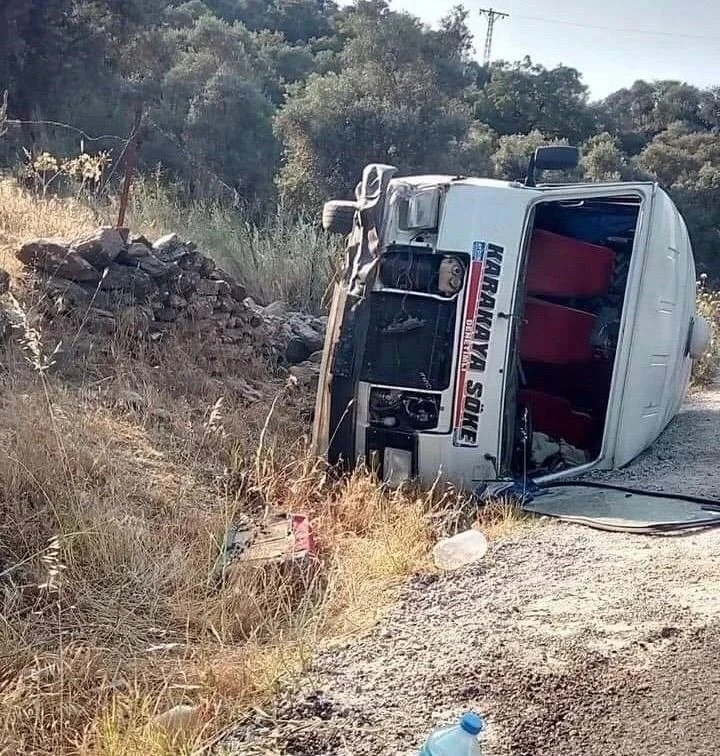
[460,712,485,735]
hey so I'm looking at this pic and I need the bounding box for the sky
[340,0,720,99]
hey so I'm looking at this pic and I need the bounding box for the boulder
[72,227,125,268]
[17,239,101,283]
[289,316,325,355]
[137,255,170,279]
[152,233,193,263]
[0,269,9,296]
[187,298,214,320]
[100,263,156,298]
[121,242,152,260]
[197,278,231,297]
[40,277,94,308]
[166,294,188,309]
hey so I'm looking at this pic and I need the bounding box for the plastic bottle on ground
[418,712,485,755]
[432,530,488,570]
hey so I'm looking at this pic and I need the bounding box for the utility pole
[479,8,509,66]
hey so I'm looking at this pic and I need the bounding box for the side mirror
[526,146,580,187]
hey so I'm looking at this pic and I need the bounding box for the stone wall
[12,227,326,389]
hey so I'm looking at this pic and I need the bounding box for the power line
[479,8,509,65]
[5,119,128,143]
[513,13,720,43]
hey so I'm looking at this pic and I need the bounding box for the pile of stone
[13,227,326,382]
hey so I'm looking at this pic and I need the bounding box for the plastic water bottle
[418,712,485,755]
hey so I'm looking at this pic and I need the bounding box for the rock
[265,300,289,317]
[166,294,188,309]
[286,337,312,365]
[433,529,488,570]
[197,279,231,297]
[100,263,156,298]
[187,299,214,320]
[115,389,146,411]
[41,277,94,307]
[290,317,325,354]
[308,350,324,364]
[0,269,9,295]
[72,227,125,268]
[155,307,180,322]
[17,238,102,283]
[121,242,152,260]
[137,255,170,279]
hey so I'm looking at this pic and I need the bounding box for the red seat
[519,389,593,448]
[520,297,596,363]
[527,229,615,298]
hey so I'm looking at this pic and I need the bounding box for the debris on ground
[224,389,720,756]
[432,529,489,570]
[212,513,316,586]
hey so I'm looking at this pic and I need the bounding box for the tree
[148,13,279,196]
[474,58,594,144]
[275,1,473,207]
[492,130,549,181]
[581,132,628,182]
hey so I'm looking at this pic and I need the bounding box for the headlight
[383,447,413,486]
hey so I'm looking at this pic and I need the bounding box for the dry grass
[0,184,514,755]
[692,285,720,388]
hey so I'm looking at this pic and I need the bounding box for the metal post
[117,104,143,230]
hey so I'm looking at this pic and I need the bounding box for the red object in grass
[288,514,316,558]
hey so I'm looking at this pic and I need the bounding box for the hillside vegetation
[3,1,720,278]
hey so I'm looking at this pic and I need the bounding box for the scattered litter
[150,704,204,742]
[419,711,485,755]
[433,529,488,570]
[213,513,316,585]
[145,643,182,654]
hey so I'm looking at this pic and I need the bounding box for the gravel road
[226,389,720,755]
